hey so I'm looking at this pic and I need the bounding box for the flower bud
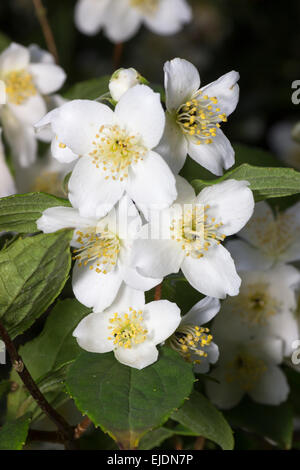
[109,68,144,101]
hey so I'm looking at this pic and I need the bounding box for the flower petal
[105,283,145,314]
[205,362,244,409]
[143,300,181,345]
[201,71,240,117]
[73,311,113,353]
[182,296,220,326]
[187,129,235,176]
[72,261,123,312]
[0,43,29,73]
[249,365,289,406]
[131,237,184,279]
[35,100,114,156]
[155,112,188,174]
[196,179,255,236]
[193,342,219,374]
[226,239,273,271]
[8,94,46,126]
[175,175,196,204]
[29,63,66,94]
[115,84,165,149]
[238,201,274,248]
[181,244,241,298]
[51,138,78,163]
[37,206,97,234]
[2,108,37,166]
[127,150,177,212]
[114,341,158,370]
[75,0,110,35]
[144,0,192,36]
[29,44,54,64]
[122,265,162,291]
[68,155,125,218]
[164,58,200,111]
[103,0,141,43]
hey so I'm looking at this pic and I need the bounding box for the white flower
[0,128,16,198]
[131,176,254,299]
[227,201,300,271]
[212,264,300,357]
[268,121,300,171]
[35,84,177,218]
[109,68,143,102]
[37,195,161,312]
[0,43,66,166]
[205,336,289,409]
[168,296,219,373]
[74,0,192,43]
[156,58,239,175]
[73,284,181,369]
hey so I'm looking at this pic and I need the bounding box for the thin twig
[113,42,124,70]
[0,321,74,448]
[154,283,162,301]
[32,0,59,64]
[74,416,92,439]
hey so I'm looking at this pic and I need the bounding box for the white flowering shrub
[0,0,299,453]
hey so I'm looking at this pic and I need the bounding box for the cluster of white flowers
[36,57,256,370]
[74,0,192,43]
[205,201,300,408]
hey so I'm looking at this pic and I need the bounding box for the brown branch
[0,321,74,449]
[113,42,124,70]
[194,436,205,450]
[154,282,162,301]
[28,429,65,444]
[32,0,59,64]
[74,416,92,439]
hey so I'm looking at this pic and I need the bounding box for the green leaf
[171,391,234,450]
[225,397,293,449]
[0,415,31,450]
[0,380,11,400]
[0,32,10,52]
[192,164,300,201]
[6,299,90,420]
[139,427,174,450]
[0,230,72,338]
[161,274,202,315]
[0,192,71,234]
[63,76,110,100]
[66,347,194,449]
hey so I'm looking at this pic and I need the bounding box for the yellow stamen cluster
[251,211,297,259]
[73,228,120,274]
[170,204,226,258]
[177,91,227,145]
[169,324,213,364]
[4,69,36,105]
[232,282,281,325]
[31,172,65,198]
[107,308,148,349]
[225,353,267,391]
[89,124,147,181]
[130,0,159,15]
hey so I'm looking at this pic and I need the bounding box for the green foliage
[0,31,10,52]
[225,398,293,449]
[66,347,195,449]
[0,414,31,450]
[6,299,90,420]
[192,164,300,201]
[63,76,110,101]
[0,230,72,338]
[171,391,234,450]
[139,427,174,450]
[161,274,202,315]
[0,193,70,234]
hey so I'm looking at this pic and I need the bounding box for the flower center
[176,91,227,145]
[232,282,281,325]
[225,353,266,391]
[89,124,147,181]
[130,0,159,15]
[252,211,298,259]
[73,228,120,274]
[170,204,226,258]
[169,324,213,364]
[107,309,148,349]
[31,172,65,197]
[4,69,36,105]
